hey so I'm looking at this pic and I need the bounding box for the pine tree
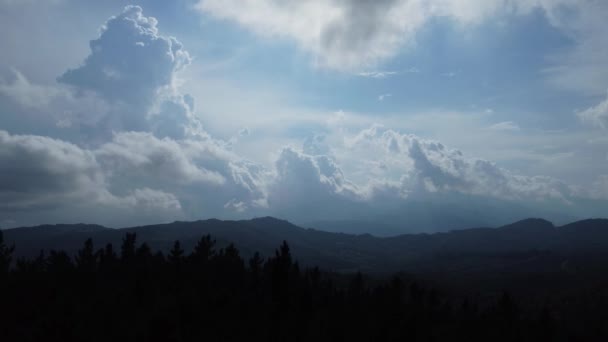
[168,240,184,265]
[191,235,215,265]
[121,233,137,263]
[75,238,96,272]
[0,230,14,276]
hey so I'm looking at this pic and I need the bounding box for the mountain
[300,194,579,235]
[3,217,608,274]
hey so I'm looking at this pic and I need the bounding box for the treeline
[0,230,606,341]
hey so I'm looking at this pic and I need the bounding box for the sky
[0,0,607,230]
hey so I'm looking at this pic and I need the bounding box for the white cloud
[116,188,182,211]
[196,0,598,72]
[378,93,392,101]
[196,0,429,71]
[1,4,606,229]
[343,125,574,201]
[95,132,226,186]
[577,91,608,129]
[0,69,110,131]
[0,69,61,110]
[59,5,191,105]
[488,121,521,131]
[358,71,398,79]
[54,5,198,140]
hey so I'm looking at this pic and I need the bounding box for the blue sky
[0,0,606,230]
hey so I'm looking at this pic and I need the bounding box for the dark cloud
[0,130,102,211]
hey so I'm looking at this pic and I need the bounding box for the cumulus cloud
[59,5,191,105]
[267,146,365,221]
[344,125,574,201]
[577,91,608,129]
[0,6,273,227]
[55,5,198,140]
[0,130,104,211]
[274,147,361,200]
[95,131,269,215]
[0,128,270,226]
[0,130,182,216]
[95,132,226,186]
[0,69,109,131]
[1,4,605,229]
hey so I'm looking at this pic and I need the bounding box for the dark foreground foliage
[0,230,607,342]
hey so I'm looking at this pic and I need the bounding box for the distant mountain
[3,217,608,274]
[300,194,579,235]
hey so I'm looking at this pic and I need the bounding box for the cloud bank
[0,5,605,230]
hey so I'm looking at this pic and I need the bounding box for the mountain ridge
[3,217,608,274]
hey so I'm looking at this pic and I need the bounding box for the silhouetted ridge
[4,217,608,274]
[500,218,555,231]
[560,218,608,232]
[5,223,109,234]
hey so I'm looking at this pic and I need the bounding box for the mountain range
[4,217,608,277]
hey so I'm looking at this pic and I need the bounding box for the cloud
[358,71,398,79]
[0,128,270,226]
[0,130,104,211]
[0,69,61,110]
[539,1,608,95]
[196,0,595,72]
[59,5,191,105]
[589,175,608,200]
[577,91,608,129]
[344,125,574,202]
[267,146,365,220]
[55,5,198,140]
[0,130,182,217]
[94,131,270,217]
[196,0,429,71]
[378,93,392,101]
[95,132,226,186]
[0,6,271,227]
[1,5,199,142]
[2,4,606,229]
[488,121,521,131]
[0,69,110,132]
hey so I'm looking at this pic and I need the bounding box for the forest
[1,229,608,341]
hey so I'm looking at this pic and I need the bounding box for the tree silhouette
[168,240,184,265]
[0,233,605,341]
[75,238,96,272]
[191,234,215,264]
[121,232,137,262]
[0,230,14,276]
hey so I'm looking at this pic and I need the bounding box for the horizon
[4,216,608,237]
[1,1,607,233]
